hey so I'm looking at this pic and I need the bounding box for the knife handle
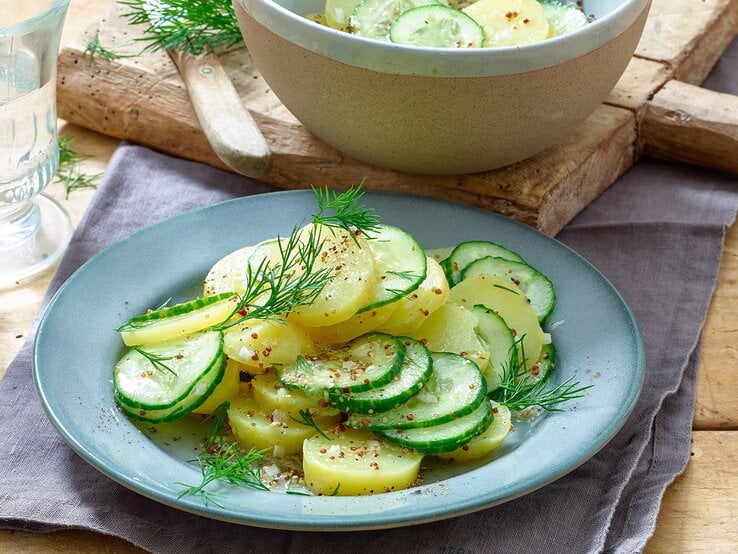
[170,48,272,178]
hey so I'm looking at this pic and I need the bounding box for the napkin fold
[2,40,738,554]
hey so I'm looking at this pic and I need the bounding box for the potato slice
[203,245,256,297]
[463,0,550,47]
[240,225,375,328]
[303,428,423,495]
[289,224,376,327]
[407,302,490,374]
[376,256,449,335]
[449,274,545,369]
[306,301,397,345]
[228,393,339,457]
[223,317,315,372]
[251,371,338,417]
[324,0,361,28]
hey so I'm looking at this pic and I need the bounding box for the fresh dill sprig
[58,166,102,199]
[213,226,332,331]
[292,355,312,375]
[82,31,134,63]
[385,288,407,297]
[132,346,178,376]
[202,401,230,450]
[285,476,312,496]
[58,134,90,167]
[212,185,379,331]
[120,0,243,55]
[55,135,101,198]
[289,409,330,440]
[386,270,422,281]
[178,443,267,506]
[493,283,521,295]
[330,483,341,496]
[494,373,591,412]
[490,338,591,412]
[312,184,380,238]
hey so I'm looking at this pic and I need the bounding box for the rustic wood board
[56,0,738,235]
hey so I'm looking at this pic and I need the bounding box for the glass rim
[0,0,71,36]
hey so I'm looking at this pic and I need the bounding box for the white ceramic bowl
[233,0,650,174]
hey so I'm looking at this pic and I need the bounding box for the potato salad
[113,187,586,500]
[310,0,592,48]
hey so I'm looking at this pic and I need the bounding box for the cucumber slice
[462,256,556,323]
[375,256,449,335]
[346,351,486,430]
[525,342,555,384]
[449,274,546,370]
[360,224,427,312]
[540,0,589,37]
[117,292,237,346]
[426,246,453,264]
[471,304,515,391]
[379,397,493,455]
[329,337,433,413]
[115,354,226,423]
[251,371,341,418]
[114,330,225,410]
[441,240,524,286]
[389,5,484,48]
[349,0,443,41]
[277,333,405,395]
[436,401,511,461]
[114,331,227,423]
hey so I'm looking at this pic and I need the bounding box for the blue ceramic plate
[34,190,644,530]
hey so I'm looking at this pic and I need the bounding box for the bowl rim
[234,0,651,77]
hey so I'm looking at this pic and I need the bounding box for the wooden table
[1,0,736,551]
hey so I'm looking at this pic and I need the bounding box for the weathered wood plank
[694,224,738,431]
[605,56,672,116]
[0,529,143,554]
[635,0,737,78]
[673,0,738,84]
[643,80,738,174]
[645,431,738,553]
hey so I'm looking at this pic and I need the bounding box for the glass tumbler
[0,0,72,287]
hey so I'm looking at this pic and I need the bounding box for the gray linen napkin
[2,41,737,554]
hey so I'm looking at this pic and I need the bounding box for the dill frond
[490,338,591,412]
[213,225,332,331]
[82,31,134,63]
[132,346,178,376]
[289,408,330,440]
[312,183,381,238]
[178,443,268,506]
[120,0,243,55]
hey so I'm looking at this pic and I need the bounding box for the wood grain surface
[643,80,738,174]
[1,0,737,551]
